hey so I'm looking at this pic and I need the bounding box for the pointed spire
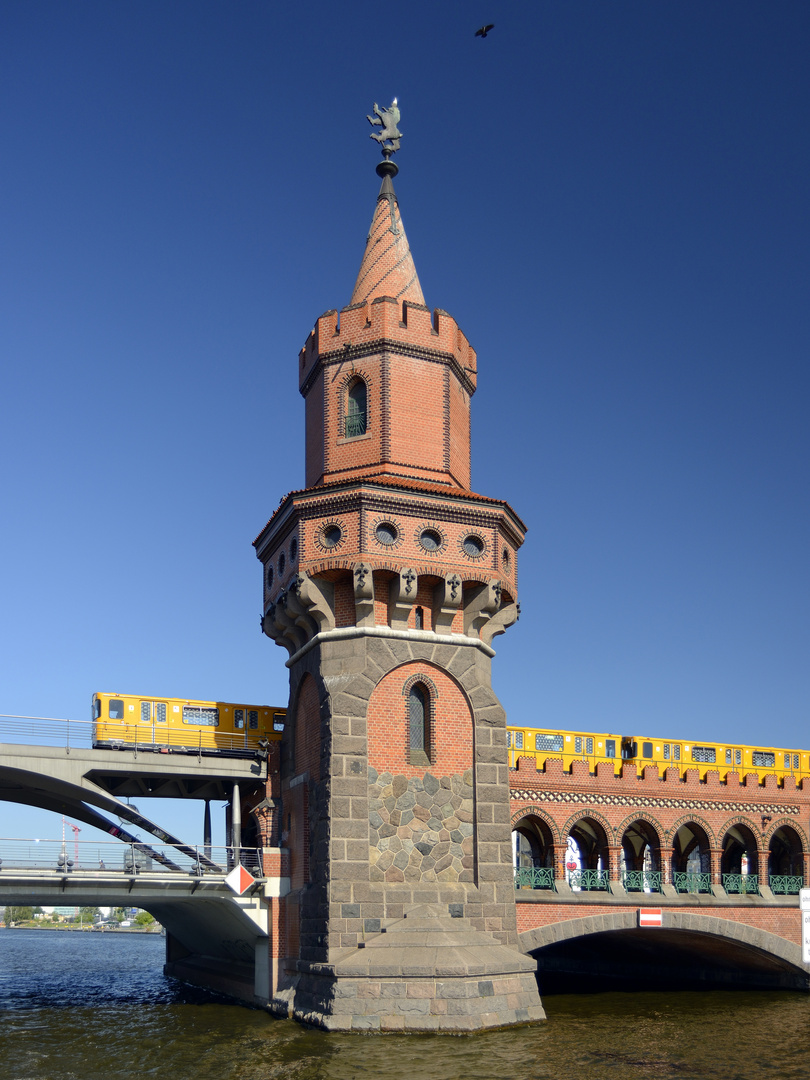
[350,160,425,307]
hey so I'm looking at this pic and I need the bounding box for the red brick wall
[367,661,473,778]
[515,901,802,947]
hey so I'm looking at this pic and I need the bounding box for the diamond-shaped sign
[225,863,257,895]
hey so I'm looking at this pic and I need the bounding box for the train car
[507,726,622,773]
[620,734,810,784]
[92,692,285,756]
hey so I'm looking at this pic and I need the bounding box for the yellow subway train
[92,692,285,756]
[507,726,810,785]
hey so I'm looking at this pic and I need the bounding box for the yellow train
[507,726,810,785]
[92,692,285,756]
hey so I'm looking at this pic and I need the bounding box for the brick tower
[254,119,544,1030]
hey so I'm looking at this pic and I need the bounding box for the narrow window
[586,737,594,755]
[575,736,582,753]
[514,731,524,750]
[408,683,430,759]
[414,605,424,629]
[346,378,367,437]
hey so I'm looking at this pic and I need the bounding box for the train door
[139,700,168,745]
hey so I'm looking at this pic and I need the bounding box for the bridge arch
[668,816,714,877]
[562,811,613,874]
[511,806,560,844]
[617,814,665,877]
[519,912,810,992]
[718,817,761,879]
[767,821,806,880]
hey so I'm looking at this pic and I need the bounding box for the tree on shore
[5,906,34,925]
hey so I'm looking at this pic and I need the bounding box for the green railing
[622,870,662,893]
[568,869,609,891]
[769,874,804,895]
[722,873,759,895]
[515,866,555,891]
[673,871,712,894]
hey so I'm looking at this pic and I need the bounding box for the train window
[506,732,511,748]
[234,709,245,730]
[536,734,564,752]
[664,744,670,759]
[109,699,124,720]
[692,746,716,763]
[514,731,524,750]
[785,753,791,769]
[141,702,150,723]
[674,745,681,761]
[182,706,219,727]
[249,710,259,730]
[725,749,732,764]
[575,737,582,754]
[794,754,800,770]
[93,698,101,720]
[622,740,637,759]
[735,750,741,766]
[586,737,593,754]
[605,739,616,757]
[753,751,775,768]
[155,703,167,723]
[273,712,285,731]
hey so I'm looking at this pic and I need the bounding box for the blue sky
[2,1,808,848]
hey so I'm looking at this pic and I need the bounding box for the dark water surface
[0,929,807,1080]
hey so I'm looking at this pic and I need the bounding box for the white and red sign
[225,863,257,896]
[638,908,663,927]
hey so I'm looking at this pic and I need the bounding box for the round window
[290,536,298,562]
[462,534,485,558]
[419,529,442,552]
[321,524,342,548]
[278,552,286,575]
[375,522,398,546]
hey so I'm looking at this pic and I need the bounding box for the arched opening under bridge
[520,913,810,994]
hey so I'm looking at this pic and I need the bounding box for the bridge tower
[255,129,544,1030]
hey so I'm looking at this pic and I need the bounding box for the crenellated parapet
[299,299,477,397]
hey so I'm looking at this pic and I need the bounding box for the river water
[0,929,807,1080]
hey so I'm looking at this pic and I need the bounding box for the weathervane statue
[367,98,401,155]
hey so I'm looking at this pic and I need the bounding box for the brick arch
[717,814,766,845]
[764,818,809,851]
[665,815,717,847]
[511,806,561,845]
[615,812,666,849]
[561,809,616,844]
[518,911,808,976]
[365,658,474,778]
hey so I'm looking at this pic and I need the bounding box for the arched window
[408,683,430,762]
[346,378,367,437]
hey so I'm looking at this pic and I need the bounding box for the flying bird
[475,24,494,39]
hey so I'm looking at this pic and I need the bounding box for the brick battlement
[511,755,810,801]
[299,298,477,394]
